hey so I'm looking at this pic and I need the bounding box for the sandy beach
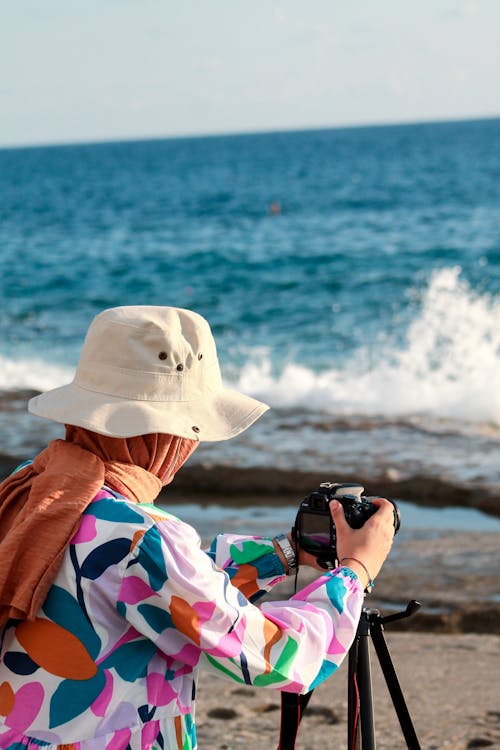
[195,633,500,750]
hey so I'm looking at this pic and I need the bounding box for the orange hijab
[0,426,198,626]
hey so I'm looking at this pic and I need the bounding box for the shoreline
[160,463,500,518]
[1,452,499,519]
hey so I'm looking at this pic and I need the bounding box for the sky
[1,0,499,147]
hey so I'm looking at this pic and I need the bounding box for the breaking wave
[235,267,500,430]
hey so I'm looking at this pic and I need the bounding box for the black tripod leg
[357,631,376,749]
[347,637,360,749]
[348,613,377,750]
[278,691,314,750]
[369,619,421,750]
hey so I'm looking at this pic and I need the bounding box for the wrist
[339,556,374,593]
[273,533,297,575]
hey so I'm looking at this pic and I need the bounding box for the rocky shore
[161,462,500,519]
[1,451,498,517]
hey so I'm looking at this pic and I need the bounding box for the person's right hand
[330,498,395,588]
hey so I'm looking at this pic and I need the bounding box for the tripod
[278,601,422,750]
[347,600,422,750]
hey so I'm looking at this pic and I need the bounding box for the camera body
[292,482,400,568]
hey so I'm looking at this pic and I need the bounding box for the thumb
[330,500,348,530]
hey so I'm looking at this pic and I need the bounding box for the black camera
[292,482,401,568]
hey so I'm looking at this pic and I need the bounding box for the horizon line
[1,112,499,152]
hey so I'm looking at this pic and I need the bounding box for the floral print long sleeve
[0,487,364,750]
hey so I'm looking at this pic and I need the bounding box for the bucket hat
[28,306,269,441]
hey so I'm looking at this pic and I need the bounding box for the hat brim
[28,382,269,442]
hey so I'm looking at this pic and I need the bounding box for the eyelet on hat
[198,353,203,360]
[158,351,168,360]
[176,364,184,371]
[192,425,200,433]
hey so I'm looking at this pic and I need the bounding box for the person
[0,306,394,750]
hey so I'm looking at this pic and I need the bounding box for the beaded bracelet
[339,556,375,593]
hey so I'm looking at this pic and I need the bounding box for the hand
[330,498,395,586]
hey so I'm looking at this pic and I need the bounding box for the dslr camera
[292,482,401,568]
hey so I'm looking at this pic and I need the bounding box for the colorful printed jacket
[0,486,364,750]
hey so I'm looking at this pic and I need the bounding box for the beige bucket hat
[28,306,269,441]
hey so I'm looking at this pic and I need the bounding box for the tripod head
[369,599,422,626]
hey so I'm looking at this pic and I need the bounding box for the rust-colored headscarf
[0,426,198,626]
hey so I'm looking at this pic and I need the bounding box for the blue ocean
[1,118,499,531]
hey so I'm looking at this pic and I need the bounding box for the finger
[368,497,396,520]
[368,496,390,508]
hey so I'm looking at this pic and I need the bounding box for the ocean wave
[234,267,500,430]
[1,268,498,433]
[0,355,73,392]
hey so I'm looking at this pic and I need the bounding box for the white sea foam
[0,356,74,392]
[236,267,500,430]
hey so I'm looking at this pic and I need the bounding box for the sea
[1,117,499,537]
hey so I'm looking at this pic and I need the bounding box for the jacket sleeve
[205,533,287,602]
[117,516,364,694]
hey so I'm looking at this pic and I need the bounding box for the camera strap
[277,690,313,750]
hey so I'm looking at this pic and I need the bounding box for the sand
[195,633,500,750]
